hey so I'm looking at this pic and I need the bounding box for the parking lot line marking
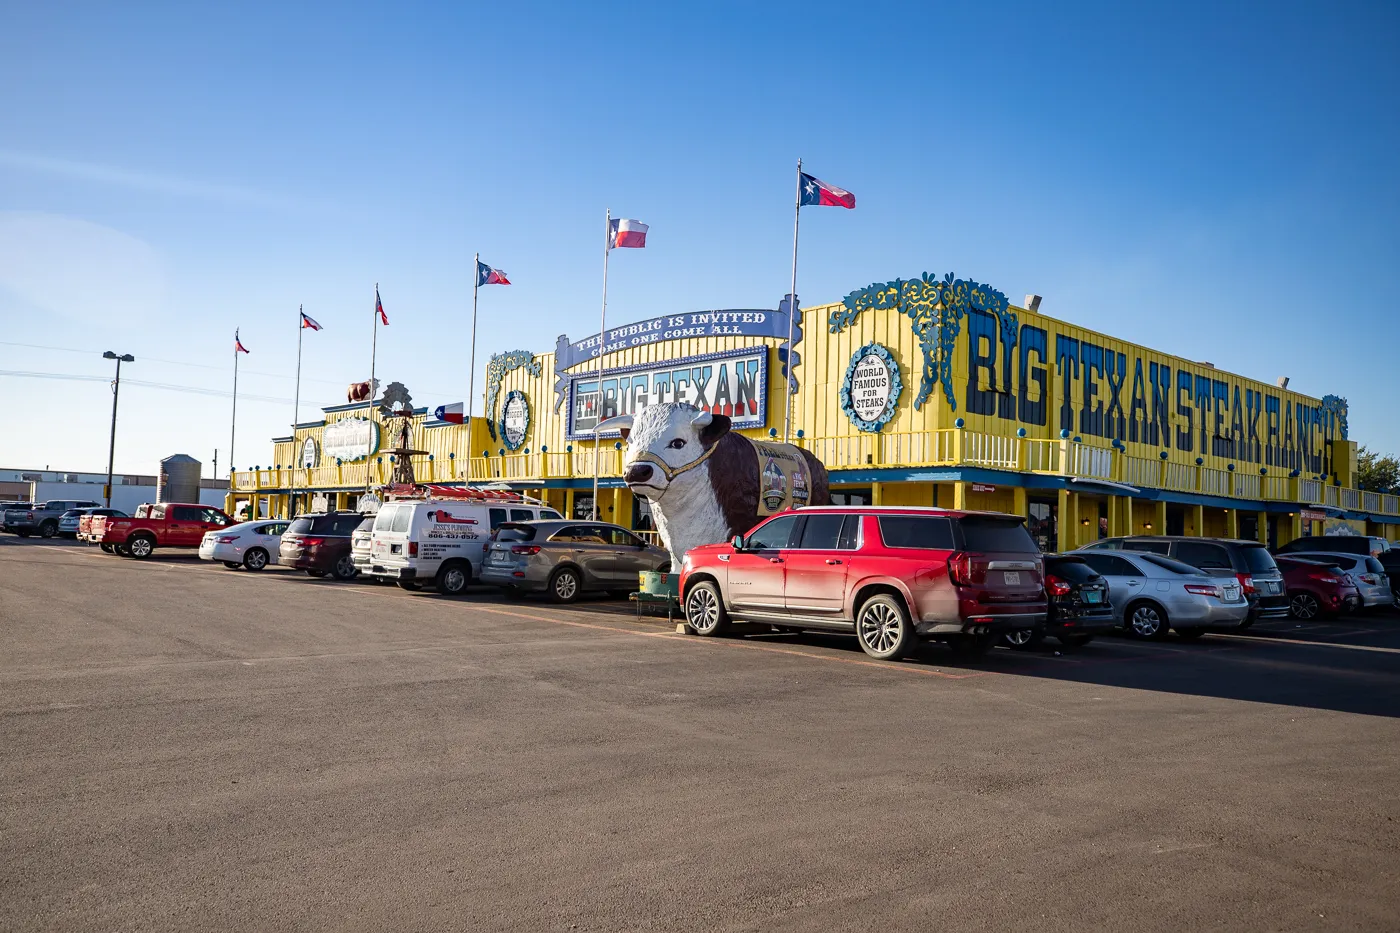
[470,605,987,680]
[1210,633,1400,655]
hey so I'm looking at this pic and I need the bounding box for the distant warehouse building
[230,268,1384,551]
[0,466,229,514]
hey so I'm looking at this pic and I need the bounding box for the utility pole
[102,351,135,507]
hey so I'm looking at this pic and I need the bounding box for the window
[958,517,1037,553]
[608,528,642,547]
[202,508,231,525]
[1174,541,1232,570]
[498,525,538,542]
[489,507,508,530]
[1140,553,1207,575]
[373,506,399,532]
[1239,545,1278,575]
[1046,558,1100,582]
[878,516,954,550]
[829,488,872,507]
[540,510,562,520]
[510,508,534,523]
[1079,553,1140,577]
[355,517,375,533]
[745,515,800,550]
[172,506,203,522]
[1122,539,1171,554]
[1365,557,1385,574]
[287,517,314,535]
[797,512,850,550]
[330,514,362,535]
[390,508,413,533]
[1080,539,1120,550]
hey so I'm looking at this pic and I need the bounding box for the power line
[0,369,295,404]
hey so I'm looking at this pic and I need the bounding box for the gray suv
[481,520,670,602]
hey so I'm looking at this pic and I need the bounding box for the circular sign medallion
[840,342,902,432]
[301,437,320,469]
[500,390,530,451]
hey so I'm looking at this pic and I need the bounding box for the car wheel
[1004,628,1045,650]
[1176,628,1206,640]
[332,555,358,581]
[223,561,242,569]
[100,543,113,553]
[397,579,420,591]
[243,548,269,571]
[948,632,998,658]
[127,535,155,559]
[684,580,730,636]
[306,569,327,578]
[1127,602,1169,640]
[855,594,914,660]
[549,567,582,604]
[39,521,58,539]
[1289,592,1320,621]
[1058,633,1095,649]
[436,561,470,596]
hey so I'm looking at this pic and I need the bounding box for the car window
[172,506,202,522]
[1240,545,1278,574]
[488,507,508,530]
[877,516,954,550]
[135,505,151,518]
[1079,553,1140,577]
[373,506,398,531]
[608,528,642,547]
[540,510,562,519]
[838,514,861,549]
[61,510,80,518]
[1046,558,1099,582]
[331,515,362,535]
[202,508,231,524]
[509,508,534,522]
[1122,539,1171,554]
[797,512,850,550]
[1365,557,1385,574]
[1174,541,1233,569]
[390,508,413,533]
[355,517,375,532]
[957,517,1037,552]
[287,517,314,535]
[1140,553,1206,575]
[745,515,801,550]
[499,525,538,542]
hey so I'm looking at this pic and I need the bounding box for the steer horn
[690,410,713,427]
[596,414,634,441]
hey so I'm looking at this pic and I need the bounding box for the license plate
[1003,571,1021,586]
[1082,589,1101,604]
[1224,586,1240,600]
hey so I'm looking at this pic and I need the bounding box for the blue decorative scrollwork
[829,272,1016,412]
[1322,395,1349,440]
[485,350,542,441]
[839,342,903,433]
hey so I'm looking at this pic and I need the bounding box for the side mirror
[731,535,745,551]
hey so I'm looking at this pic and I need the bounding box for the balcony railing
[227,430,1399,517]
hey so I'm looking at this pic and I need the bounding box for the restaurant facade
[229,270,1392,551]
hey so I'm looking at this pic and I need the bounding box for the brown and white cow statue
[601,403,829,566]
[346,378,379,403]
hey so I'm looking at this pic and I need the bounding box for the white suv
[366,498,562,594]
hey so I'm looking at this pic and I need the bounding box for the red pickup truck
[93,502,236,558]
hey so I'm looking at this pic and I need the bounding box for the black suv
[1004,554,1116,650]
[1080,536,1287,627]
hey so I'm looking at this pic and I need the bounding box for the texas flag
[476,261,510,286]
[376,288,388,325]
[434,402,465,424]
[608,218,648,249]
[799,172,856,209]
[300,310,323,331]
[234,329,250,354]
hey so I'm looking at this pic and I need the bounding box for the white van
[366,497,562,594]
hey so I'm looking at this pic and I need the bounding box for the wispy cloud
[0,149,297,211]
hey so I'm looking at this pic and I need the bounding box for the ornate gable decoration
[485,351,542,441]
[828,272,1016,412]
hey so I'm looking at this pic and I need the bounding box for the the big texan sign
[830,272,1349,478]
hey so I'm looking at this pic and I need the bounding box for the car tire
[684,580,730,636]
[948,632,998,658]
[1126,601,1169,640]
[100,543,113,553]
[436,560,470,596]
[855,593,915,661]
[331,555,358,581]
[114,544,131,557]
[223,561,242,569]
[549,567,583,604]
[1176,627,1207,640]
[39,521,58,539]
[243,548,269,571]
[1004,628,1045,650]
[306,569,327,578]
[1238,613,1255,630]
[1058,633,1095,649]
[1289,592,1321,621]
[397,579,420,591]
[126,534,155,559]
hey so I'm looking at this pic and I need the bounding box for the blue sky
[2,1,1397,475]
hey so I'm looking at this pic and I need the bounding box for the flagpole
[784,157,802,444]
[366,285,379,502]
[469,253,480,420]
[290,305,304,519]
[593,208,610,520]
[230,335,239,481]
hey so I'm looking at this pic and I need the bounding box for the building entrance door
[1028,498,1058,553]
[1166,505,1186,536]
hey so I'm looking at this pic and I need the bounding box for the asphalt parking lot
[2,537,1399,932]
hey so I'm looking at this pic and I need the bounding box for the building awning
[1070,477,1141,495]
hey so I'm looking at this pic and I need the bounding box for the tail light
[1307,571,1343,584]
[1235,573,1256,596]
[217,535,238,544]
[408,541,418,557]
[300,537,326,547]
[1360,573,1381,585]
[26,511,34,520]
[947,552,978,586]
[511,545,542,555]
[1184,584,1222,597]
[1045,574,1071,597]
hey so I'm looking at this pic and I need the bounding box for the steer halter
[631,443,719,482]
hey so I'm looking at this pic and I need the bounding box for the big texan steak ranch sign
[569,348,768,440]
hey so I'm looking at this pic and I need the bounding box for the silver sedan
[1074,550,1250,639]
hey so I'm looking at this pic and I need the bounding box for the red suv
[679,507,1047,660]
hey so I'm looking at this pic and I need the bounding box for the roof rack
[384,483,541,505]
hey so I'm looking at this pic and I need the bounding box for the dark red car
[679,507,1047,660]
[278,511,364,580]
[1275,556,1361,620]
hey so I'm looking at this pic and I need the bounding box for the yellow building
[231,270,1391,550]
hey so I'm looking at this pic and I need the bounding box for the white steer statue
[600,403,830,565]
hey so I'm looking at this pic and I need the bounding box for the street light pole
[103,351,135,508]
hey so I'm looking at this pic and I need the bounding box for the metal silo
[158,454,201,503]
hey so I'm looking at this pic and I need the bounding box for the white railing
[963,432,1019,469]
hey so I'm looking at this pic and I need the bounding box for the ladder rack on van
[383,483,541,506]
